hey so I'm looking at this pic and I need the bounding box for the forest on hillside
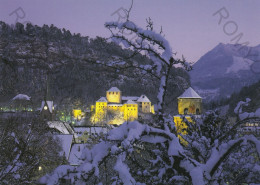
[0,22,190,114]
[206,80,260,116]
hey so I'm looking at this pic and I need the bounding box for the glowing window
[44,106,48,110]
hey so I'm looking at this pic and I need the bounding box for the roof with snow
[122,96,139,101]
[137,95,151,102]
[125,100,137,104]
[108,104,123,106]
[107,87,120,92]
[40,100,54,113]
[97,97,107,102]
[12,94,31,101]
[74,126,108,136]
[178,87,202,99]
[54,134,73,159]
[47,121,76,137]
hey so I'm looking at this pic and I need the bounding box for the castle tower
[137,95,151,113]
[95,97,108,123]
[174,87,202,140]
[95,97,107,114]
[177,87,202,115]
[124,100,138,121]
[106,87,121,103]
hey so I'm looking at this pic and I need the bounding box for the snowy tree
[39,20,260,185]
[104,18,191,124]
[182,110,260,184]
[0,117,64,184]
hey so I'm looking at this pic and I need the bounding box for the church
[91,87,154,124]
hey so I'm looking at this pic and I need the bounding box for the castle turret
[174,87,202,142]
[106,87,121,103]
[94,97,108,123]
[124,100,138,121]
[177,87,202,115]
[137,95,151,113]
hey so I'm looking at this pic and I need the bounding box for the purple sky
[1,0,260,63]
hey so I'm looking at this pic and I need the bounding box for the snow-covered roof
[107,87,120,92]
[54,134,73,159]
[137,95,151,102]
[174,114,201,118]
[47,121,75,136]
[108,104,123,106]
[178,87,202,99]
[68,144,88,165]
[74,127,108,136]
[97,97,107,102]
[125,100,137,104]
[40,100,54,113]
[122,96,139,101]
[12,94,31,101]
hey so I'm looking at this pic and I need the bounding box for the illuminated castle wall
[92,87,154,124]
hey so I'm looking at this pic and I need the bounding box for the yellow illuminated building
[73,109,82,120]
[124,100,138,121]
[174,87,202,137]
[91,87,154,125]
[106,87,121,103]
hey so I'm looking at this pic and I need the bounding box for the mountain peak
[190,43,260,101]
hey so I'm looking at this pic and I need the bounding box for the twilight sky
[1,0,260,63]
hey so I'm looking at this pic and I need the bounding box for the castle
[91,87,154,124]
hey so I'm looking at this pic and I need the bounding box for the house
[239,119,260,136]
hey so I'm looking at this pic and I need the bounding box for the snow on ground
[68,144,89,166]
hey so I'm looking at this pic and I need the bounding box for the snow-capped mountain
[190,43,260,101]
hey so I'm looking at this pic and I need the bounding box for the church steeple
[44,74,51,101]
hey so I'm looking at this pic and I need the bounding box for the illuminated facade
[92,87,154,124]
[174,87,202,136]
[73,109,83,120]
